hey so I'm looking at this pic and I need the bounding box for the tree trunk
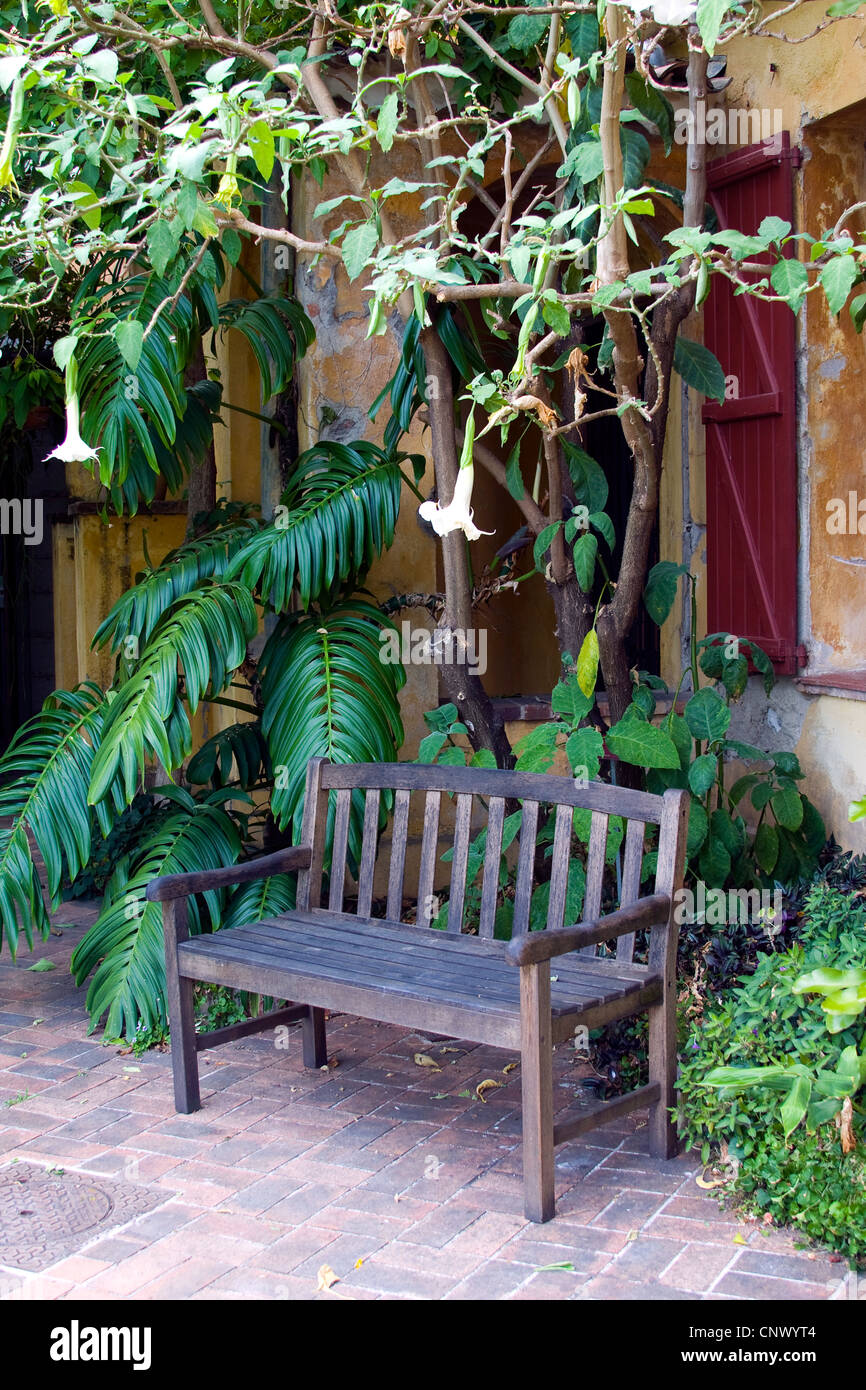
[419,323,513,766]
[184,340,216,536]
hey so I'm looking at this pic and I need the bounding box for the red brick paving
[0,904,858,1302]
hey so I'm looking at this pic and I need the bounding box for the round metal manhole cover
[0,1162,166,1273]
[3,1172,113,1238]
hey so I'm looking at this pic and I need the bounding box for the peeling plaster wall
[293,158,439,765]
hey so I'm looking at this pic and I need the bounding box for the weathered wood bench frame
[147,758,689,1222]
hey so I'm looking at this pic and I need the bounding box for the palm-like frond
[105,379,223,517]
[187,719,270,791]
[88,582,258,808]
[0,684,121,954]
[216,293,315,398]
[77,271,190,486]
[225,441,407,611]
[260,600,405,844]
[70,801,242,1039]
[92,517,261,656]
[217,872,296,932]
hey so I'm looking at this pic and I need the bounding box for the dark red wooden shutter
[702,133,805,675]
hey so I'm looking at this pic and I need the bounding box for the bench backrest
[295,759,688,964]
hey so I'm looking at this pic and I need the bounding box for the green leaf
[573,532,597,592]
[342,222,379,281]
[507,6,550,50]
[53,335,79,372]
[533,521,563,570]
[606,717,680,771]
[820,254,859,315]
[688,753,717,797]
[570,138,605,185]
[114,319,144,373]
[687,798,709,856]
[67,181,101,230]
[541,297,571,336]
[771,783,804,831]
[247,119,275,181]
[589,510,615,550]
[504,437,524,501]
[147,220,179,278]
[753,822,779,875]
[625,73,674,154]
[565,727,603,781]
[699,835,731,887]
[684,688,731,744]
[696,0,730,54]
[758,216,792,245]
[563,442,608,511]
[225,440,403,611]
[643,560,687,626]
[780,1075,811,1139]
[770,256,808,307]
[261,601,405,847]
[221,228,242,266]
[70,803,242,1039]
[576,629,599,699]
[376,91,399,153]
[28,958,56,972]
[673,336,726,404]
[82,48,119,83]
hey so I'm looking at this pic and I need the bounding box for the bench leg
[520,963,555,1223]
[647,999,677,1159]
[301,1006,327,1069]
[163,901,200,1114]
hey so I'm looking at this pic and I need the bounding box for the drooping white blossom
[418,464,493,542]
[46,361,99,465]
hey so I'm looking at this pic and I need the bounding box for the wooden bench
[146,758,689,1222]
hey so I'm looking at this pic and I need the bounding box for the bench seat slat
[179,914,659,1021]
[203,921,640,1007]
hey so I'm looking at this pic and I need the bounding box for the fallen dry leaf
[840,1095,856,1154]
[316,1264,339,1292]
[414,1052,442,1071]
[475,1079,502,1103]
[354,1258,363,1269]
[502,1062,518,1075]
[695,1169,728,1190]
[732,1234,747,1246]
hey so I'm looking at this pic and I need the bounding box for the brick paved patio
[0,903,855,1301]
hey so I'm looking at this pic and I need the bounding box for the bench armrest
[505,893,672,968]
[145,845,312,903]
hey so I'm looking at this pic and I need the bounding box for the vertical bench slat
[385,788,411,922]
[446,793,474,933]
[511,800,540,937]
[546,803,574,931]
[355,787,381,918]
[327,787,352,913]
[580,811,608,955]
[616,819,645,963]
[416,790,441,928]
[297,757,327,910]
[478,795,505,938]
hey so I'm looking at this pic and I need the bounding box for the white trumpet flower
[46,359,99,465]
[418,464,493,542]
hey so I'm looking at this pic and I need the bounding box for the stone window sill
[794,670,866,702]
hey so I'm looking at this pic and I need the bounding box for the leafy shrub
[677,880,866,1265]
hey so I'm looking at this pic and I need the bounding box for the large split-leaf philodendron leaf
[225,441,405,611]
[260,600,405,846]
[0,683,121,955]
[71,799,242,1040]
[92,518,261,656]
[88,581,258,809]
